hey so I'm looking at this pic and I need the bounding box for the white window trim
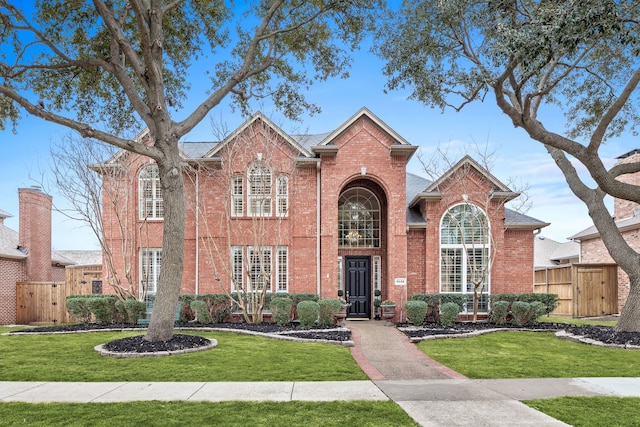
[439,203,491,313]
[276,175,289,217]
[373,256,381,292]
[139,165,163,220]
[248,246,273,292]
[231,246,244,291]
[276,246,288,292]
[140,248,162,297]
[247,162,272,217]
[231,175,244,217]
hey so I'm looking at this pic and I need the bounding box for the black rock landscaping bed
[399,321,640,348]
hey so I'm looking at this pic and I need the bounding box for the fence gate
[16,282,66,325]
[575,266,618,317]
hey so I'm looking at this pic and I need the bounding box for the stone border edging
[555,330,640,350]
[94,337,218,358]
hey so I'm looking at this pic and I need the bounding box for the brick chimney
[18,187,52,281]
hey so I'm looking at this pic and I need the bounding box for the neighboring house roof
[0,219,26,260]
[55,250,102,266]
[534,235,580,267]
[570,215,640,241]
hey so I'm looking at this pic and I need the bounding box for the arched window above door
[338,187,380,248]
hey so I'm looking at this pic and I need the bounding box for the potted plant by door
[380,300,396,326]
[336,290,349,325]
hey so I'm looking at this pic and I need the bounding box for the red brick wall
[19,188,52,281]
[0,258,25,324]
[613,153,640,219]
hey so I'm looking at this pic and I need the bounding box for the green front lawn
[0,401,419,427]
[0,330,366,382]
[526,397,640,427]
[417,331,640,379]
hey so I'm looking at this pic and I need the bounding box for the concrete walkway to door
[346,319,465,381]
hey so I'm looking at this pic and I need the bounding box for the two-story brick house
[100,108,548,318]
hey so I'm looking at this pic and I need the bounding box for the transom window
[440,203,490,313]
[139,165,163,219]
[338,187,380,248]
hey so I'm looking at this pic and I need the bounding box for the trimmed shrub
[270,297,293,326]
[404,300,428,325]
[491,293,559,316]
[318,299,342,326]
[297,300,319,329]
[528,301,547,325]
[86,295,118,324]
[190,300,212,324]
[66,296,92,323]
[511,301,531,326]
[124,299,146,324]
[489,300,509,325]
[440,302,460,326]
[411,294,466,322]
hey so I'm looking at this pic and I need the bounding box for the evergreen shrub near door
[297,300,320,329]
[318,299,343,326]
[404,300,428,325]
[440,302,461,326]
[270,297,293,326]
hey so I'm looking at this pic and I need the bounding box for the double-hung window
[139,165,163,219]
[231,175,244,217]
[140,248,162,296]
[276,175,288,217]
[248,162,272,216]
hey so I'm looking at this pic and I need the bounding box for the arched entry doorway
[338,180,387,318]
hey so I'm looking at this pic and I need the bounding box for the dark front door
[345,256,371,318]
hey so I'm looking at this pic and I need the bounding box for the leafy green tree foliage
[0,0,378,341]
[376,0,640,332]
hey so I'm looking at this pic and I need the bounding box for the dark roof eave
[390,145,418,160]
[408,191,444,208]
[311,145,338,155]
[505,222,550,230]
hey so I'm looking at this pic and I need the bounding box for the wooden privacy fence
[16,265,100,325]
[534,263,618,317]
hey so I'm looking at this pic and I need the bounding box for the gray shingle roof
[178,141,219,158]
[504,208,549,228]
[56,250,102,266]
[571,215,640,240]
[0,221,25,259]
[534,235,580,267]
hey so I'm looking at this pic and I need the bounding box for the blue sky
[1,29,636,251]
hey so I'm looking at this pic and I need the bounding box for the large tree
[0,0,377,341]
[376,0,640,331]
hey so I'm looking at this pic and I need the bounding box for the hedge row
[66,295,146,324]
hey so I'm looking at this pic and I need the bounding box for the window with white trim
[276,175,289,217]
[338,187,380,248]
[231,246,244,291]
[231,175,244,217]
[248,246,272,291]
[440,203,490,313]
[373,256,381,292]
[139,165,163,219]
[248,162,272,216]
[337,256,343,292]
[140,248,162,296]
[276,246,288,292]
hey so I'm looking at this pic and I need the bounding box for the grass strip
[0,401,419,427]
[0,331,367,382]
[525,397,640,427]
[417,331,640,379]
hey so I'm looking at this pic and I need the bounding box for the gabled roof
[534,235,580,267]
[204,112,314,159]
[425,155,512,193]
[570,215,640,241]
[315,107,413,148]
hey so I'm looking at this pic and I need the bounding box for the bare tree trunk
[145,139,185,342]
[617,273,640,332]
